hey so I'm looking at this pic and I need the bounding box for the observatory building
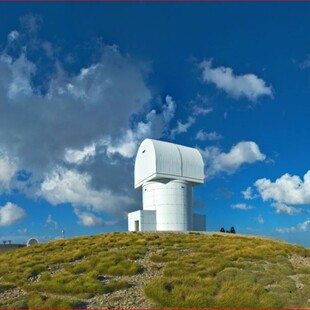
[128,139,206,232]
[26,238,39,246]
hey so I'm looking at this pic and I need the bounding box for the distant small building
[26,238,39,246]
[128,139,206,232]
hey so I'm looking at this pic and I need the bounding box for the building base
[128,210,156,231]
[128,210,206,232]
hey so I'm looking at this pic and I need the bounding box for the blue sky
[0,2,310,247]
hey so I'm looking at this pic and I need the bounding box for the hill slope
[0,232,309,308]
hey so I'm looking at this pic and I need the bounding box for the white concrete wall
[142,180,193,231]
[128,210,156,231]
[128,210,141,231]
[140,210,156,231]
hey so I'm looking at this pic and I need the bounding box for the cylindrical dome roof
[26,238,39,246]
[134,139,204,188]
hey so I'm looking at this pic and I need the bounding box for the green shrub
[0,283,16,292]
[106,260,142,276]
[145,276,217,307]
[296,266,310,274]
[103,280,131,293]
[150,253,176,263]
[7,299,28,308]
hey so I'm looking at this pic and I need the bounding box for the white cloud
[276,227,296,233]
[107,95,176,158]
[1,53,35,100]
[190,94,213,116]
[195,130,222,141]
[199,59,273,102]
[271,202,308,216]
[192,106,213,116]
[74,209,105,227]
[170,117,195,139]
[0,202,27,226]
[255,171,310,206]
[163,95,176,122]
[0,28,155,221]
[8,30,19,43]
[276,219,310,233]
[0,155,17,191]
[0,22,183,225]
[39,166,135,216]
[200,141,266,178]
[0,43,152,177]
[231,203,254,211]
[299,219,310,231]
[106,131,139,159]
[46,214,58,230]
[257,214,264,224]
[241,186,258,200]
[65,144,96,164]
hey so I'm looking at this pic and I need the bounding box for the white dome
[26,238,39,246]
[134,139,204,188]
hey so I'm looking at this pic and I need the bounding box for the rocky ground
[0,246,165,308]
[87,248,164,308]
[289,254,310,303]
[0,287,27,305]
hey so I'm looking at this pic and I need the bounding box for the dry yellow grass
[0,231,309,308]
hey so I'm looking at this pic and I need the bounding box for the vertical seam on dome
[175,145,183,177]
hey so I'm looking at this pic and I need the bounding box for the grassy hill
[0,232,309,308]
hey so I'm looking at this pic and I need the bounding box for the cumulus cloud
[200,141,266,178]
[39,166,136,217]
[0,41,151,176]
[199,59,273,102]
[0,22,163,222]
[276,219,310,233]
[1,53,35,100]
[107,95,176,158]
[271,202,308,216]
[0,154,17,191]
[74,209,105,227]
[255,171,310,206]
[65,144,96,164]
[170,116,195,139]
[195,130,222,141]
[0,202,27,226]
[231,203,254,211]
[241,186,258,200]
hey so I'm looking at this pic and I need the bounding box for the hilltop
[0,232,309,308]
